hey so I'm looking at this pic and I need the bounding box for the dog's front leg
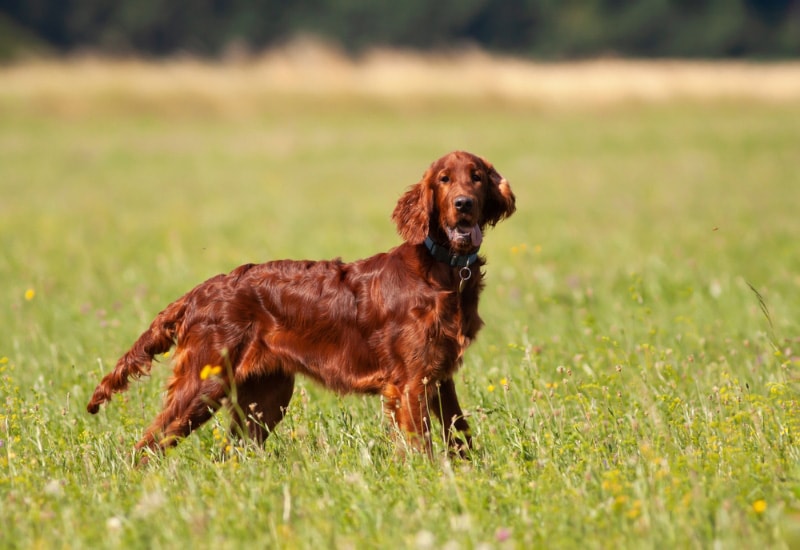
[430,377,472,457]
[382,382,433,456]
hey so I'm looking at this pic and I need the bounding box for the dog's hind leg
[133,345,230,457]
[229,371,295,443]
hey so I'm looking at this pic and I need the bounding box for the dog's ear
[481,158,516,227]
[392,168,434,244]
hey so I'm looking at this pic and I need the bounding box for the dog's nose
[454,196,474,213]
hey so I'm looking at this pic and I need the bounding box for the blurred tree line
[2,0,799,59]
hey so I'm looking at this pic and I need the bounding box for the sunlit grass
[1,59,799,548]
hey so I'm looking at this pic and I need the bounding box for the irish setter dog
[87,151,515,458]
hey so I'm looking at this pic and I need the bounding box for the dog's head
[392,151,516,253]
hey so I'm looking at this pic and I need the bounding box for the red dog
[87,151,515,457]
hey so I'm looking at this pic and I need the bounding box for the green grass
[1,93,799,549]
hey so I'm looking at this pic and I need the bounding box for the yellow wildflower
[24,288,35,301]
[752,499,767,514]
[487,384,496,392]
[200,364,222,380]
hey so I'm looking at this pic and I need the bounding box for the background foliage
[2,0,800,60]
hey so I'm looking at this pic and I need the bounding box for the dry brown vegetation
[2,40,800,115]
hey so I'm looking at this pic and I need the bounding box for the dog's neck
[423,236,480,268]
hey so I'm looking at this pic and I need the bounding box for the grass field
[1,56,800,549]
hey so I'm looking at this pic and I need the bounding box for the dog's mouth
[445,222,483,250]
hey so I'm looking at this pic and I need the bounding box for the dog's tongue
[469,225,483,247]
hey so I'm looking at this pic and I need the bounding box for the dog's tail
[87,296,187,414]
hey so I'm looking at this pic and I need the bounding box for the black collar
[423,236,480,268]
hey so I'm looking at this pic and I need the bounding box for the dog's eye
[471,171,482,183]
[439,175,450,184]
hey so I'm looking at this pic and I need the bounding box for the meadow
[1,54,799,548]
